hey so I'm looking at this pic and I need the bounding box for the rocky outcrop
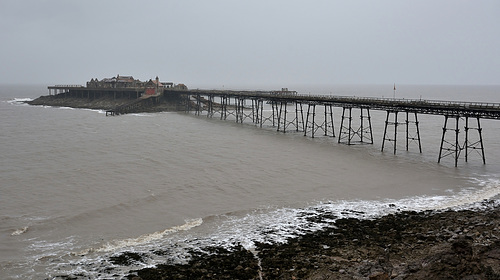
[27,94,181,113]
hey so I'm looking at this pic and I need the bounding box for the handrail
[50,85,84,88]
[186,89,500,108]
[240,92,500,109]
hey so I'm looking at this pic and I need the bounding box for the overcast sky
[0,0,498,88]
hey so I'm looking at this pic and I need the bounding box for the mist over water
[1,84,500,278]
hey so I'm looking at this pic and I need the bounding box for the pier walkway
[49,85,500,166]
[166,89,500,166]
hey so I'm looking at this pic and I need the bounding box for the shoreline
[100,201,500,280]
[26,94,179,113]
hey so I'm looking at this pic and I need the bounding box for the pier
[168,88,500,167]
[48,84,500,166]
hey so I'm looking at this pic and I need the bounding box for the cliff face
[27,94,181,113]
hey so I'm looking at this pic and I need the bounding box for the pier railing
[49,85,84,88]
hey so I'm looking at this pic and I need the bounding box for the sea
[1,84,500,279]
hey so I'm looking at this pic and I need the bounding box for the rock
[369,271,390,280]
[407,262,421,273]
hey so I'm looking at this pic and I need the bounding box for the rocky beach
[101,202,500,280]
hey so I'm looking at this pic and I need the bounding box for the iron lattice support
[438,116,461,166]
[207,94,214,118]
[236,97,247,123]
[253,99,271,127]
[217,95,236,121]
[465,117,486,164]
[381,111,399,154]
[255,100,280,127]
[382,111,421,154]
[277,101,287,132]
[439,116,486,166]
[339,107,373,145]
[185,94,192,113]
[295,102,305,132]
[214,95,227,120]
[277,101,303,133]
[406,111,422,153]
[194,93,202,116]
[251,99,261,125]
[240,97,254,123]
[264,100,280,127]
[304,103,335,138]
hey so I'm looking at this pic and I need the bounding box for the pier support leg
[257,99,264,127]
[394,112,398,154]
[324,104,335,137]
[405,112,422,153]
[340,107,372,145]
[277,101,288,133]
[455,116,460,167]
[207,94,214,118]
[296,102,304,132]
[360,108,372,143]
[305,103,335,138]
[220,95,227,120]
[236,98,242,123]
[438,116,462,167]
[252,99,265,127]
[304,103,317,138]
[267,101,278,127]
[381,111,399,154]
[236,97,248,123]
[195,93,201,116]
[338,107,353,144]
[251,99,257,124]
[185,94,191,112]
[464,117,486,164]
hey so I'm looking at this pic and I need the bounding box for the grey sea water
[1,84,500,279]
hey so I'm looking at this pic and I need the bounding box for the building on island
[271,88,297,96]
[86,75,187,94]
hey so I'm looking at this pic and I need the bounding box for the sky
[0,0,499,88]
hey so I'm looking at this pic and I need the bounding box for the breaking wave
[6,98,33,105]
[11,226,29,236]
[33,183,499,279]
[76,218,203,255]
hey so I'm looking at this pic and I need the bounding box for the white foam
[11,226,29,236]
[436,179,500,210]
[129,113,153,117]
[16,184,500,280]
[82,108,106,114]
[193,183,500,251]
[77,218,203,255]
[6,98,33,105]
